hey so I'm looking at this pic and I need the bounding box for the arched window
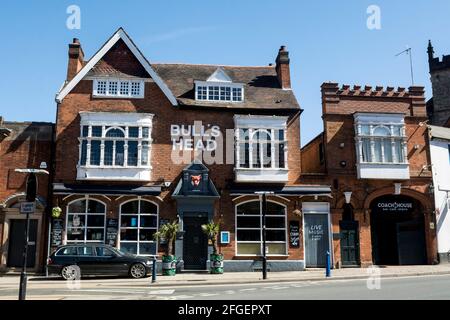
[235,200,287,255]
[119,200,158,256]
[104,127,125,166]
[66,198,106,243]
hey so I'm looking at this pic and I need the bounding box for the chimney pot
[275,45,291,89]
[66,38,84,81]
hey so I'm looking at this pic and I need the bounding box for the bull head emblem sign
[191,175,202,187]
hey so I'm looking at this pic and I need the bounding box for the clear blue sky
[1,0,449,145]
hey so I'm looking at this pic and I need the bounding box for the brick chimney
[67,38,84,81]
[275,45,291,89]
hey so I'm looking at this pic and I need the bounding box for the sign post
[14,169,48,301]
[18,173,37,301]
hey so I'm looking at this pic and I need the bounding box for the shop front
[370,195,427,265]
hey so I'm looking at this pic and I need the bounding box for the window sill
[356,162,410,180]
[77,166,151,181]
[235,168,289,183]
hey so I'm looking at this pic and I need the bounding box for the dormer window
[195,67,244,102]
[93,78,144,98]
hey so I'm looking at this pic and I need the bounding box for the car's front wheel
[129,263,146,279]
[61,265,79,280]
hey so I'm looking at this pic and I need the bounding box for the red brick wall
[0,122,53,205]
[299,83,436,266]
[54,46,303,261]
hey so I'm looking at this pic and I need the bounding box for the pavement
[1,266,450,300]
[2,264,450,287]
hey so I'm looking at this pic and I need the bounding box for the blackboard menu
[105,218,118,247]
[289,220,300,248]
[51,219,64,247]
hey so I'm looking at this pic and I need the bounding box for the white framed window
[93,78,144,98]
[77,112,154,181]
[234,115,288,170]
[195,81,244,102]
[235,200,287,256]
[119,199,158,256]
[354,115,407,164]
[66,198,106,243]
[79,114,153,169]
[354,113,410,180]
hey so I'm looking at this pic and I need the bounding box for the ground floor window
[119,199,158,256]
[66,198,106,243]
[235,200,287,255]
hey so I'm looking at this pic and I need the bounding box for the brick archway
[364,187,436,265]
[363,187,433,212]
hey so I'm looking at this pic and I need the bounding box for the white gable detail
[55,28,178,106]
[206,67,233,83]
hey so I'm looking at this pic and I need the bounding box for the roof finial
[428,40,434,61]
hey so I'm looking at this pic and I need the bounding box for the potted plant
[153,220,180,276]
[201,221,224,274]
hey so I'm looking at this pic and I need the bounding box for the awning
[229,185,332,197]
[53,183,162,196]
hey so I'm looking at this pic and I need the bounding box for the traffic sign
[20,202,35,214]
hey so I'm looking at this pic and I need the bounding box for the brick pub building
[0,118,53,272]
[0,27,437,273]
[301,84,436,267]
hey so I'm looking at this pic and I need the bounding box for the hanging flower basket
[52,207,62,218]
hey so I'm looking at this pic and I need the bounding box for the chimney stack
[275,45,291,89]
[67,38,84,81]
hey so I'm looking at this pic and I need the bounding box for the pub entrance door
[183,216,208,270]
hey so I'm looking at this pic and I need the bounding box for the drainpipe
[45,123,56,277]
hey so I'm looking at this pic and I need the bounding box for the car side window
[78,246,94,256]
[96,247,115,257]
[57,247,78,256]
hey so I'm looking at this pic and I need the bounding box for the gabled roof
[206,67,233,83]
[152,64,301,110]
[55,28,177,105]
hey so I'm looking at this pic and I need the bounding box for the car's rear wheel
[129,263,146,279]
[61,265,79,280]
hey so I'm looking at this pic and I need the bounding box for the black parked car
[47,244,153,280]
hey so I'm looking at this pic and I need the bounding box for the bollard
[325,251,331,277]
[151,256,157,283]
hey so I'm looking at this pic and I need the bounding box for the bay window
[354,113,410,180]
[234,115,288,182]
[77,112,153,181]
[236,200,287,256]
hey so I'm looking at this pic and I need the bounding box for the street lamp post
[255,191,274,280]
[262,192,267,280]
[15,168,49,301]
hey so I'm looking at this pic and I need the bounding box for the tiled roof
[152,63,301,110]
